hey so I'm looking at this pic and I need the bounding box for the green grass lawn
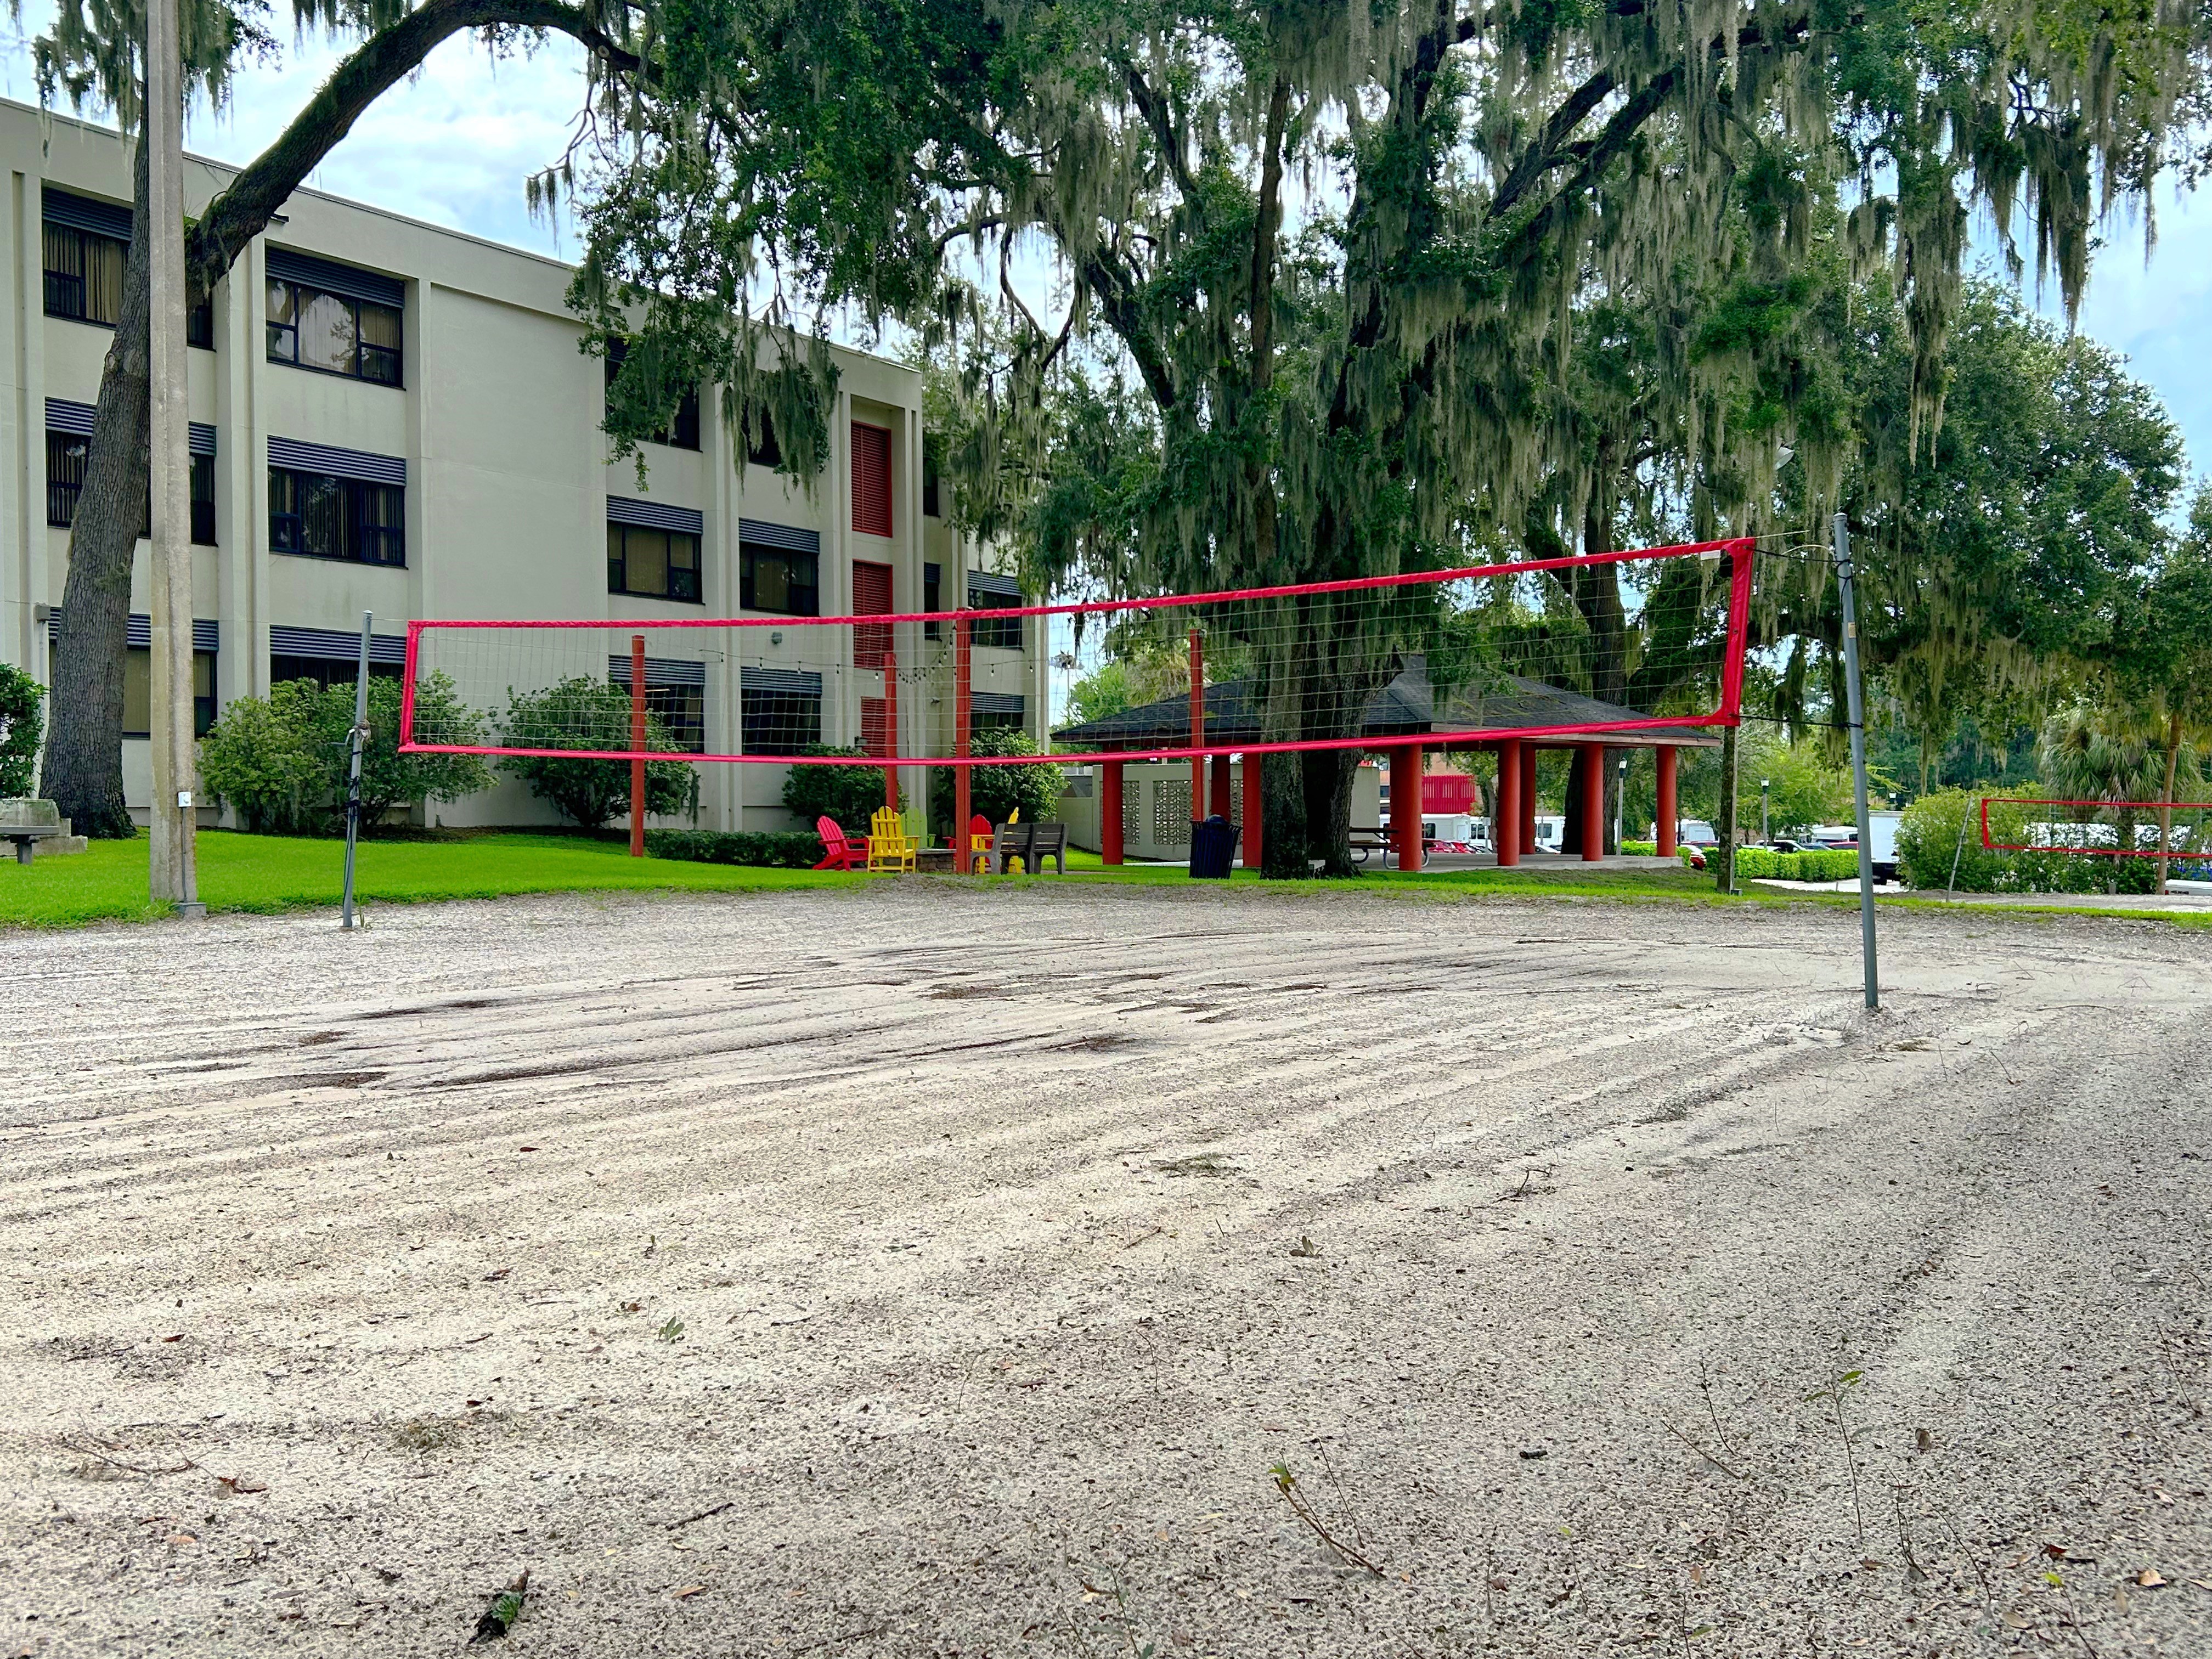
[7,831,2203,930]
[0,830,872,928]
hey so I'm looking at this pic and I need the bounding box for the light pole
[1760,777,1770,845]
[1615,755,1626,851]
[146,0,202,916]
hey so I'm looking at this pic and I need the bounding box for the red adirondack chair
[813,815,869,871]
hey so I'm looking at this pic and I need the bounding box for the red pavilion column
[1391,744,1424,872]
[1101,759,1126,866]
[1209,751,1233,820]
[1579,744,1604,861]
[1494,739,1521,866]
[1520,743,1538,853]
[1655,746,1678,857]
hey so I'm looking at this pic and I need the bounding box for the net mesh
[1980,797,2212,865]
[399,538,1755,766]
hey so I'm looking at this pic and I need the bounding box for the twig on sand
[663,1501,733,1529]
[1271,1462,1384,1577]
[1658,1417,1754,1483]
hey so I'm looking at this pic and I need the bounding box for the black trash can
[1189,814,1241,879]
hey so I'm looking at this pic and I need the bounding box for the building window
[923,445,941,518]
[607,522,702,602]
[121,647,216,737]
[967,573,1023,649]
[47,436,215,544]
[741,539,819,616]
[741,686,822,753]
[269,466,405,566]
[44,213,211,345]
[45,432,85,528]
[642,684,706,753]
[923,562,941,639]
[746,407,782,468]
[604,340,699,449]
[266,278,402,385]
[270,654,403,691]
[973,708,1025,735]
[851,420,892,538]
[191,455,216,545]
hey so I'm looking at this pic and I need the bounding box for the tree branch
[1120,59,1197,200]
[1488,66,1615,219]
[186,0,642,295]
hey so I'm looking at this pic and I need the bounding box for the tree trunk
[1714,722,1740,891]
[1302,748,1357,877]
[43,137,154,837]
[1260,751,1307,877]
[2157,711,2179,896]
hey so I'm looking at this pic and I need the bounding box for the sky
[3,12,2208,476]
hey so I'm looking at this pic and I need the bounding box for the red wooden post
[1520,743,1538,854]
[1579,744,1604,861]
[1391,744,1423,872]
[1655,745,1678,857]
[953,612,972,871]
[1209,752,1232,820]
[628,635,647,857]
[1240,753,1263,871]
[1495,738,1520,866]
[1101,759,1125,866]
[1188,629,1205,832]
[881,644,900,815]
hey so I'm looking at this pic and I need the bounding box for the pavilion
[1050,656,1722,872]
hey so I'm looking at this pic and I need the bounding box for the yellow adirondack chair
[867,806,917,873]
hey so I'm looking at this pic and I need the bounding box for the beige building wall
[0,101,1048,834]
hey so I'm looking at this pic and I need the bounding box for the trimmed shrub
[644,829,823,867]
[928,726,1068,839]
[201,673,492,834]
[1620,839,1657,856]
[501,676,697,827]
[0,662,44,798]
[782,746,896,834]
[1894,787,2158,894]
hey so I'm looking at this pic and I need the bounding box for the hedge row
[1731,845,1861,882]
[643,829,826,868]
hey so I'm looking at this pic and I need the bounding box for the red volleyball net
[1979,797,2212,862]
[398,537,1755,767]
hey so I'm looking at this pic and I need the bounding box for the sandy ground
[2,882,2207,1658]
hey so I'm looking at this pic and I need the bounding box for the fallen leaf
[1915,1427,1934,1452]
[2042,1544,2068,1560]
[674,1584,707,1600]
[166,1532,197,1546]
[162,1334,185,1344]
[2001,1611,2030,1629]
[517,1146,540,1153]
[482,1269,512,1283]
[214,1473,268,1494]
[2137,1570,2168,1588]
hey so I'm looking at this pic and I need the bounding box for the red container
[1421,773,1476,814]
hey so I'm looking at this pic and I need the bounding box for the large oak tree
[561,0,2207,871]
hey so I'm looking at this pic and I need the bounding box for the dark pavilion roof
[1051,656,1722,752]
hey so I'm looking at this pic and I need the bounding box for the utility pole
[1760,778,1770,845]
[340,613,371,929]
[146,0,201,916]
[1835,512,1880,1011]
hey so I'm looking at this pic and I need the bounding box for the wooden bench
[989,820,1068,875]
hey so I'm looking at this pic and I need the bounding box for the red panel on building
[853,558,892,668]
[1421,772,1476,814]
[861,696,890,758]
[851,421,893,538]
